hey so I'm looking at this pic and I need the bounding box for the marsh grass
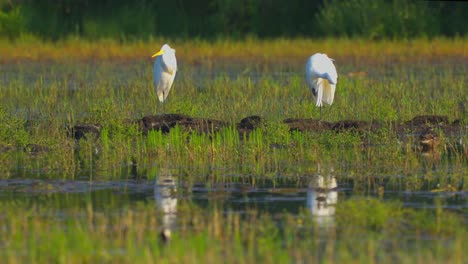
[0,38,466,262]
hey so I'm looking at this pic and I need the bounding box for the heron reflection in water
[154,167,177,242]
[307,164,338,228]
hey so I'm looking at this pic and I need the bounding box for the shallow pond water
[0,165,465,228]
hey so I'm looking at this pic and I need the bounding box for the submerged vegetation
[0,198,466,263]
[0,38,467,262]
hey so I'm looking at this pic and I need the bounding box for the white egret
[152,44,177,112]
[305,53,338,119]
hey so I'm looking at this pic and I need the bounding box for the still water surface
[0,164,465,231]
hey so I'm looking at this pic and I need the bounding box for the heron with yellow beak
[152,44,177,112]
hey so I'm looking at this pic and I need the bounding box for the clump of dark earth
[238,116,265,130]
[282,118,382,134]
[404,115,449,126]
[67,114,465,151]
[418,127,440,152]
[23,144,50,154]
[332,120,381,133]
[237,116,265,137]
[0,144,15,152]
[0,143,49,154]
[395,115,463,139]
[69,124,101,140]
[139,114,227,135]
[283,118,333,132]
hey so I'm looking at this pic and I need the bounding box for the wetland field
[0,37,467,263]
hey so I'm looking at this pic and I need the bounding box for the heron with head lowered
[305,53,338,120]
[152,44,177,113]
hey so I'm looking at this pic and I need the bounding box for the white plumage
[305,53,338,107]
[152,44,177,103]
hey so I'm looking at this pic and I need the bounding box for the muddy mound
[282,119,381,134]
[283,118,333,132]
[237,116,266,136]
[418,127,440,152]
[0,143,49,154]
[395,115,464,139]
[404,115,449,126]
[238,116,265,130]
[65,114,464,147]
[332,120,381,133]
[23,144,50,154]
[140,114,227,134]
[0,144,15,152]
[69,124,101,140]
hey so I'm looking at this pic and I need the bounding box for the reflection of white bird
[307,165,338,228]
[154,168,177,242]
[152,44,177,110]
[305,53,338,119]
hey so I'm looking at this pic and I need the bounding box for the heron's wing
[162,71,177,101]
[305,57,313,88]
[322,56,338,84]
[154,57,163,89]
[320,57,337,105]
[161,53,177,101]
[165,52,177,72]
[306,57,319,98]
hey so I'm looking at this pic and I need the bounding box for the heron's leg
[162,91,165,114]
[153,95,158,115]
[319,106,322,120]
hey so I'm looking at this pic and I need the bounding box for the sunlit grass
[0,36,467,63]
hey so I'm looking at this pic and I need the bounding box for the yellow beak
[151,49,165,58]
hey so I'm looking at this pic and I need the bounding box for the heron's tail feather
[157,91,165,102]
[321,80,335,106]
[315,80,323,107]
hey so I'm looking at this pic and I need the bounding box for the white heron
[305,53,338,119]
[152,44,177,112]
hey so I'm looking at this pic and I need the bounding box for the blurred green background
[1,0,467,41]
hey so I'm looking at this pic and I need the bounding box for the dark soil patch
[237,116,266,137]
[283,118,333,132]
[332,120,381,133]
[69,124,101,140]
[139,114,227,135]
[0,144,15,152]
[0,143,49,154]
[238,116,265,130]
[23,144,50,154]
[65,114,465,152]
[404,115,449,126]
[418,127,440,152]
[395,115,464,139]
